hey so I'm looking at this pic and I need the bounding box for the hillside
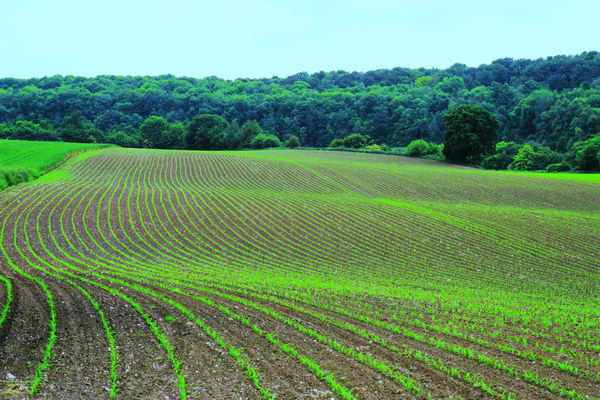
[0,139,111,190]
[0,148,598,399]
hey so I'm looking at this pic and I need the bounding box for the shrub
[482,141,522,170]
[406,139,432,156]
[105,130,141,148]
[364,144,381,151]
[328,134,374,149]
[511,145,536,171]
[546,161,572,172]
[249,134,282,149]
[342,133,370,149]
[406,139,443,158]
[510,143,562,171]
[285,135,301,148]
[11,121,57,141]
[0,123,14,139]
[329,138,344,148]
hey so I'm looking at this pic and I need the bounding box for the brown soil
[1,149,598,400]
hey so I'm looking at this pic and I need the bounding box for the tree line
[0,51,599,170]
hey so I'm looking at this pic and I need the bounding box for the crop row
[0,148,597,399]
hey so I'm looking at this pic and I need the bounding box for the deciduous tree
[185,114,229,150]
[442,105,499,163]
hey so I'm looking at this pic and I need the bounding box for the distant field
[495,169,600,185]
[0,147,598,399]
[0,139,111,189]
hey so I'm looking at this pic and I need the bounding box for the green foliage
[0,123,13,139]
[10,121,57,141]
[340,133,371,149]
[574,135,600,171]
[511,89,555,139]
[329,138,344,148]
[435,77,466,96]
[165,315,176,323]
[0,51,598,151]
[0,139,110,190]
[511,144,562,171]
[415,76,433,86]
[511,145,536,171]
[406,139,431,157]
[0,275,12,330]
[61,112,101,143]
[249,134,282,149]
[285,135,301,148]
[240,120,263,148]
[105,130,141,148]
[406,139,442,158]
[225,120,242,149]
[0,167,39,190]
[443,105,499,163]
[546,161,572,172]
[482,141,522,170]
[139,116,184,149]
[185,114,229,150]
[364,144,381,151]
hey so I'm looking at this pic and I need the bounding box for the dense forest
[1,51,599,169]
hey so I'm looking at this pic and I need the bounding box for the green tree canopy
[185,114,229,150]
[239,120,263,148]
[511,144,536,171]
[285,135,301,148]
[105,130,141,148]
[574,135,600,171]
[482,141,522,169]
[139,116,183,149]
[249,133,282,149]
[329,138,344,147]
[442,104,499,163]
[224,119,242,149]
[341,133,371,149]
[406,139,442,157]
[0,51,599,160]
[11,121,57,141]
[61,112,100,143]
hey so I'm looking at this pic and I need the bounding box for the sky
[1,0,599,80]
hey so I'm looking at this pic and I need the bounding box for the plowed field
[0,148,598,400]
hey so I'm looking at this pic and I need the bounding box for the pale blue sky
[1,0,599,79]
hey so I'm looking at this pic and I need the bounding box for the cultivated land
[0,146,598,400]
[0,140,111,190]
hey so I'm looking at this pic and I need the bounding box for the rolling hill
[0,146,598,399]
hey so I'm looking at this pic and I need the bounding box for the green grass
[0,139,112,190]
[494,169,600,185]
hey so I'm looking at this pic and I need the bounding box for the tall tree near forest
[139,116,184,149]
[443,104,499,163]
[575,135,600,171]
[239,120,263,148]
[185,114,229,150]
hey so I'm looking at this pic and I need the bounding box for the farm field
[0,140,111,190]
[0,147,599,400]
